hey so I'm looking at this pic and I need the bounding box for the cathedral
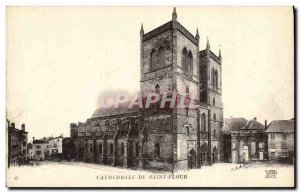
[69,8,223,171]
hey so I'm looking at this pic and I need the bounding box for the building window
[213,97,215,106]
[214,114,216,121]
[89,143,93,153]
[214,130,216,137]
[282,133,287,140]
[259,142,263,148]
[187,51,193,74]
[158,46,165,67]
[136,142,139,157]
[281,143,287,149]
[271,152,275,159]
[211,68,215,86]
[270,143,275,149]
[182,48,187,72]
[270,133,275,139]
[150,49,158,70]
[99,143,102,154]
[215,70,218,88]
[154,143,160,157]
[109,143,113,155]
[186,126,189,134]
[201,113,206,131]
[121,143,125,155]
[282,152,287,157]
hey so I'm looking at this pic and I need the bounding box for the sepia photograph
[5,6,294,188]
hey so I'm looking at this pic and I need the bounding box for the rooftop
[265,119,294,133]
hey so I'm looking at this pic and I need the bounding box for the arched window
[109,143,113,155]
[154,143,160,157]
[150,49,158,70]
[89,143,93,153]
[155,84,160,94]
[201,113,206,131]
[215,70,218,88]
[121,143,125,155]
[136,142,139,157]
[187,51,193,74]
[158,47,165,67]
[211,68,215,87]
[182,48,187,71]
[99,142,102,154]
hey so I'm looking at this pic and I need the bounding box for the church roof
[90,101,138,119]
[223,117,248,132]
[240,119,265,130]
[265,119,294,133]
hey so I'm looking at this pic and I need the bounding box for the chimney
[254,117,257,121]
[21,123,25,131]
[33,137,35,142]
[11,122,15,129]
[265,120,268,130]
[60,134,63,137]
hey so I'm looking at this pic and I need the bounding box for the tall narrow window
[136,142,139,157]
[155,84,160,94]
[89,143,93,153]
[182,48,187,71]
[187,51,193,74]
[158,47,165,67]
[110,143,113,155]
[201,114,206,131]
[150,49,158,70]
[215,70,218,88]
[213,97,215,106]
[121,143,125,155]
[99,143,102,154]
[211,68,215,87]
[154,143,160,157]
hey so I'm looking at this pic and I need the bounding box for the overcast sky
[7,7,294,140]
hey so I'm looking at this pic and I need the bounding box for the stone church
[69,8,223,171]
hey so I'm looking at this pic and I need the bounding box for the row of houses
[27,135,64,161]
[7,119,67,166]
[222,118,294,164]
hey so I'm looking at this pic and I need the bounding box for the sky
[6,6,294,140]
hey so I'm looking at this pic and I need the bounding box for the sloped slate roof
[240,119,265,130]
[91,101,138,119]
[265,119,294,133]
[223,118,248,132]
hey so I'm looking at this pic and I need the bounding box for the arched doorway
[212,146,218,163]
[242,145,249,162]
[188,148,196,169]
[78,147,84,161]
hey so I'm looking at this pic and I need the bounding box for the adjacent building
[223,117,268,163]
[265,119,294,162]
[31,138,49,161]
[48,135,64,159]
[7,120,28,167]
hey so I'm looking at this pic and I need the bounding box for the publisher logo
[265,170,277,178]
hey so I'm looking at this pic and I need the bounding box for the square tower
[139,8,214,171]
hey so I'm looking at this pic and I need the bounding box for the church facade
[69,8,223,171]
